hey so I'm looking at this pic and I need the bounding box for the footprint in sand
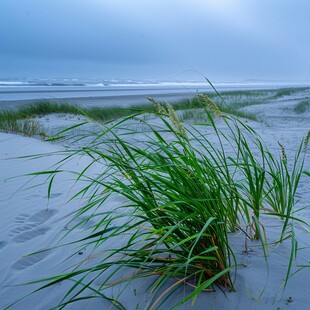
[10,209,58,243]
[12,251,50,270]
[28,209,58,224]
[9,223,37,236]
[13,227,50,243]
[14,213,30,224]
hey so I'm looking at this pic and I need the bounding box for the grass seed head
[278,141,287,162]
[166,104,188,139]
[148,97,188,139]
[304,130,310,152]
[147,97,168,116]
[198,94,223,117]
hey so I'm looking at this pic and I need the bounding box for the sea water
[0,77,307,106]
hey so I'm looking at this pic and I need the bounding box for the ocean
[0,78,308,108]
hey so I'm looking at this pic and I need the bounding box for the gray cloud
[1,0,310,80]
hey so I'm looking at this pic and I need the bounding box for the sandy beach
[2,0,310,308]
[1,88,310,309]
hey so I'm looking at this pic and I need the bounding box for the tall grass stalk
[263,137,309,242]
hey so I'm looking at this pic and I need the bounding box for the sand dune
[1,92,310,309]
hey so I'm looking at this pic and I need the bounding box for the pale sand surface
[1,91,310,309]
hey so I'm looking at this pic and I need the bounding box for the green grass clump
[17,101,82,116]
[272,87,310,99]
[293,100,310,114]
[0,102,81,136]
[0,110,41,136]
[16,95,310,309]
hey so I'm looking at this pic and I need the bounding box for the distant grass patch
[0,110,41,136]
[0,102,80,137]
[293,100,310,114]
[217,103,257,120]
[1,87,309,136]
[272,87,310,99]
[206,89,274,117]
[17,101,81,116]
[0,95,259,137]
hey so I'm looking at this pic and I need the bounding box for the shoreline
[1,83,309,109]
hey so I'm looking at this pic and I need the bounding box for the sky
[0,0,310,82]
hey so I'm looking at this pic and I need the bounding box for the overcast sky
[1,0,310,81]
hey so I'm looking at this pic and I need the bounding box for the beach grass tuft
[272,87,310,99]
[0,110,41,136]
[293,100,310,114]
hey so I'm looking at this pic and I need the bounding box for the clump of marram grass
[0,110,41,136]
[0,102,80,137]
[293,100,310,114]
[14,97,310,309]
[272,87,310,99]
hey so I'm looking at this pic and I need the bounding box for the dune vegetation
[3,87,309,138]
[13,93,310,309]
[294,100,310,114]
[0,96,254,137]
